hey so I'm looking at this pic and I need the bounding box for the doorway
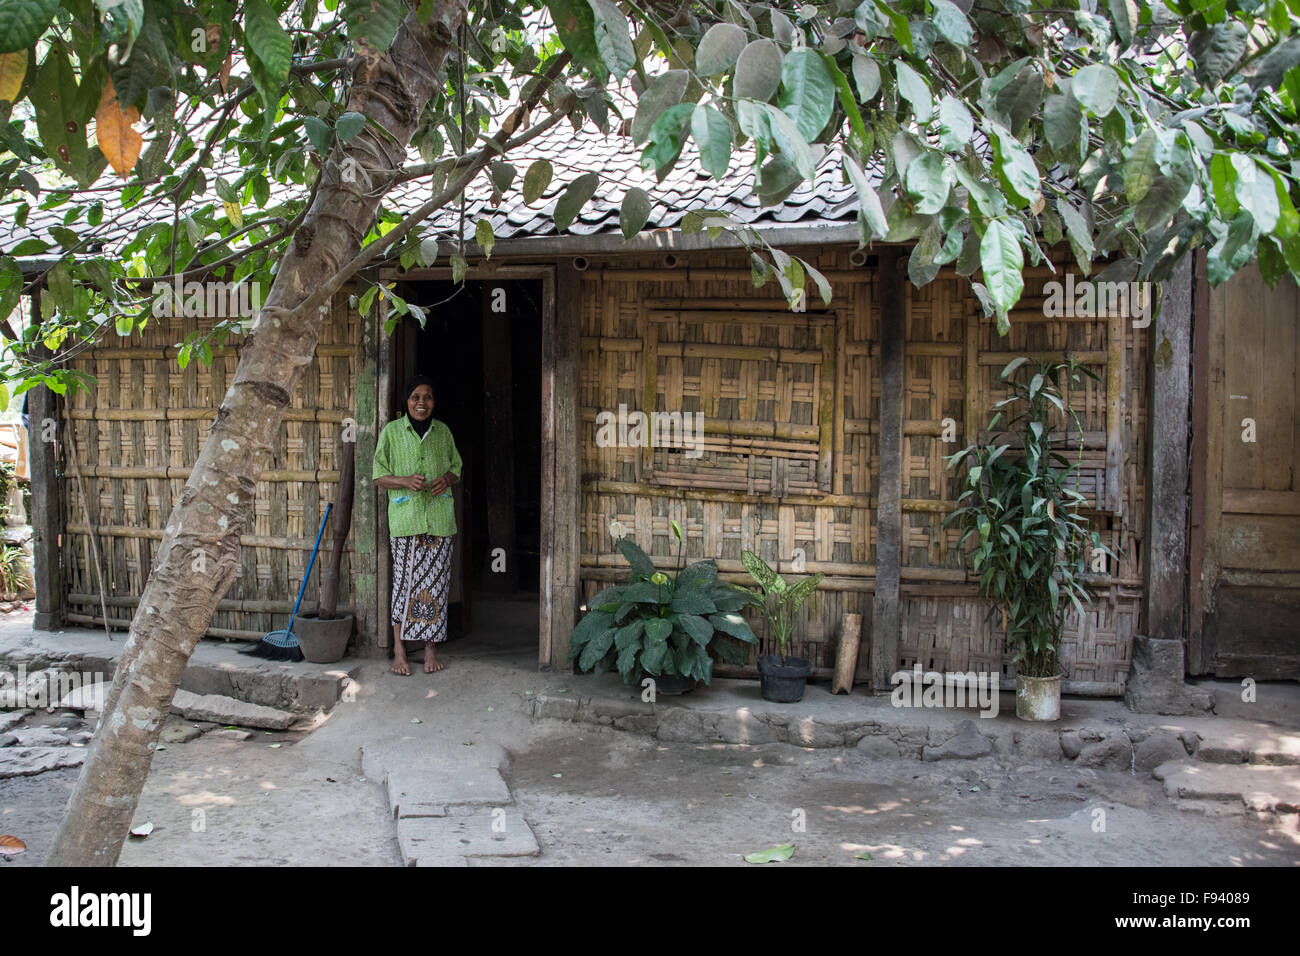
[386,276,544,655]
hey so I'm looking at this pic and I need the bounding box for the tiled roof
[4,114,868,261]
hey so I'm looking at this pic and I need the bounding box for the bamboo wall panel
[576,247,1146,691]
[61,296,360,639]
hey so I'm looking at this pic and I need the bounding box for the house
[12,118,1297,700]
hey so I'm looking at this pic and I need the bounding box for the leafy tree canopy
[0,0,1297,401]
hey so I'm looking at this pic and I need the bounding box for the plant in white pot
[945,357,1116,721]
[738,551,825,703]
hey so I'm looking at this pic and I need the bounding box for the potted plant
[736,551,825,703]
[0,544,31,602]
[945,357,1116,721]
[568,521,759,693]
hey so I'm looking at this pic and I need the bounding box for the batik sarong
[389,534,454,643]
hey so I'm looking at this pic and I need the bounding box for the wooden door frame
[376,264,561,668]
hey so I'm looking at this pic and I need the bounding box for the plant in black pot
[568,521,759,694]
[944,357,1116,721]
[737,551,825,703]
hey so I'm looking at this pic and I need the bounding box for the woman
[373,376,463,675]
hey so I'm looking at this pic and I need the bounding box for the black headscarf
[403,375,436,437]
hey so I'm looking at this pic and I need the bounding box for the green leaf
[0,256,22,322]
[617,537,656,577]
[762,104,815,179]
[588,0,634,78]
[523,159,553,204]
[691,104,732,180]
[303,115,331,153]
[843,152,887,239]
[932,0,973,47]
[450,253,467,284]
[895,61,932,124]
[734,38,782,102]
[245,0,292,84]
[1042,91,1083,154]
[938,96,973,152]
[779,47,835,141]
[1189,22,1249,86]
[640,102,693,178]
[545,0,607,80]
[1233,156,1279,233]
[475,219,495,259]
[905,151,951,215]
[631,69,687,145]
[30,45,90,183]
[554,172,599,232]
[980,218,1024,329]
[620,186,651,239]
[851,54,881,103]
[343,0,403,50]
[672,588,717,615]
[873,0,912,52]
[1058,200,1094,267]
[990,124,1039,207]
[696,22,746,76]
[1071,64,1118,117]
[744,843,794,864]
[335,111,366,142]
[0,0,58,54]
[1134,161,1194,234]
[1123,129,1158,205]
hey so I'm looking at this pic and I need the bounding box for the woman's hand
[429,474,450,496]
[406,474,427,492]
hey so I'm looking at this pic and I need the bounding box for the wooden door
[1193,263,1300,678]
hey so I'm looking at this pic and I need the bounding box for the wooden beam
[549,266,580,670]
[28,337,64,631]
[872,250,905,690]
[1144,256,1192,644]
[482,280,518,593]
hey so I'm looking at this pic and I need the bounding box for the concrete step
[1191,728,1300,766]
[1153,760,1300,814]
[397,810,539,867]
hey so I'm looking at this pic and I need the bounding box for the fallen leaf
[552,773,562,778]
[969,786,980,792]
[0,835,26,856]
[744,843,794,864]
[129,822,154,838]
[524,690,533,695]
[410,718,422,723]
[95,78,143,179]
[268,743,281,748]
[463,741,473,746]
[486,706,494,712]
[854,851,873,861]
[325,777,336,783]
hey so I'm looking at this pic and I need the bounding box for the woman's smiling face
[407,384,434,421]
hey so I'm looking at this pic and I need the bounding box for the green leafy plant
[0,544,30,597]
[944,357,1117,679]
[568,521,758,685]
[736,551,825,665]
[0,461,14,520]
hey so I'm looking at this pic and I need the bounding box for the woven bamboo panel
[576,247,1144,690]
[577,250,874,670]
[61,294,360,639]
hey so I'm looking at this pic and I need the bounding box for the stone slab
[386,764,512,818]
[171,689,297,730]
[398,811,539,866]
[1153,761,1300,813]
[0,746,86,778]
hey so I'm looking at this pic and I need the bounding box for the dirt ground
[5,715,1296,867]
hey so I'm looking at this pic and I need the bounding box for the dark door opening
[390,278,543,649]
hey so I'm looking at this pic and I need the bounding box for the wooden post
[1144,257,1193,643]
[548,265,581,670]
[872,250,905,690]
[29,338,65,631]
[482,281,518,593]
[832,612,862,693]
[1187,252,1211,673]
[352,290,382,650]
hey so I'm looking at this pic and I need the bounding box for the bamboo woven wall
[59,295,360,640]
[577,247,1148,691]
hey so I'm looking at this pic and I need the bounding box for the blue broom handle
[291,503,333,621]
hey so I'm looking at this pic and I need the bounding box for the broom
[241,505,332,662]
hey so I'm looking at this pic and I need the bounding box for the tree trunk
[46,1,469,866]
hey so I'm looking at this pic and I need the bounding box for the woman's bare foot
[424,644,444,673]
[391,643,410,675]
